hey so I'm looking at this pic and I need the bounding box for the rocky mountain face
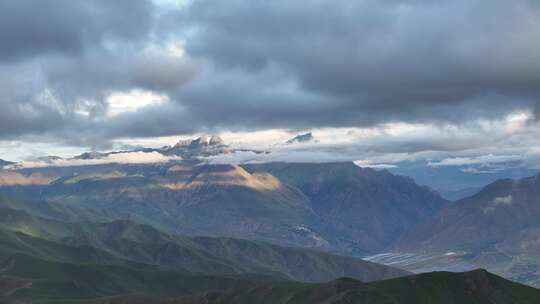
[7,135,232,166]
[245,162,449,252]
[397,173,540,251]
[42,164,327,249]
[64,135,264,162]
[161,135,231,159]
[395,173,540,286]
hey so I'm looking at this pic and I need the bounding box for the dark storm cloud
[44,49,195,106]
[0,0,195,146]
[1,0,540,150]
[0,0,154,62]
[175,0,540,127]
[0,0,159,141]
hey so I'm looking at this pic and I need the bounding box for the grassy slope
[0,207,408,283]
[191,269,540,304]
[1,253,261,304]
[35,269,540,304]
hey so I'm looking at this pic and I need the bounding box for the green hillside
[0,206,408,283]
[179,269,540,304]
[0,252,259,303]
[13,269,538,304]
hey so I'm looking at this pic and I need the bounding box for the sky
[1,0,540,175]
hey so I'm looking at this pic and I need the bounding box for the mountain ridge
[65,269,540,304]
[0,161,449,254]
[394,172,540,286]
[0,207,409,283]
[244,162,449,252]
[286,132,315,144]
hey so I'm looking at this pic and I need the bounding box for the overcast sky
[1,0,540,171]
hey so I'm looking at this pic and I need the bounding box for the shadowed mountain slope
[0,207,408,283]
[396,173,540,286]
[69,270,540,304]
[244,162,448,252]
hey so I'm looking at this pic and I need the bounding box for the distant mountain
[439,185,483,201]
[161,135,231,159]
[397,173,540,251]
[163,135,267,157]
[74,151,109,160]
[174,135,225,148]
[245,162,449,252]
[65,135,265,162]
[387,159,538,195]
[396,173,540,286]
[35,155,64,162]
[285,132,315,144]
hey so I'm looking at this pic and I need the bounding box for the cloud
[524,147,540,169]
[484,195,514,213]
[0,36,195,147]
[204,149,364,165]
[1,0,540,164]
[106,90,170,117]
[174,0,540,126]
[0,0,155,62]
[428,155,523,167]
[12,151,181,168]
[493,195,513,205]
[353,161,397,169]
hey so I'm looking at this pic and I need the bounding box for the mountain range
[245,162,448,252]
[0,205,537,303]
[390,173,540,286]
[9,136,265,167]
[0,203,412,302]
[0,160,448,255]
[387,160,539,198]
[179,269,540,304]
[0,207,407,283]
[2,136,540,302]
[2,250,537,304]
